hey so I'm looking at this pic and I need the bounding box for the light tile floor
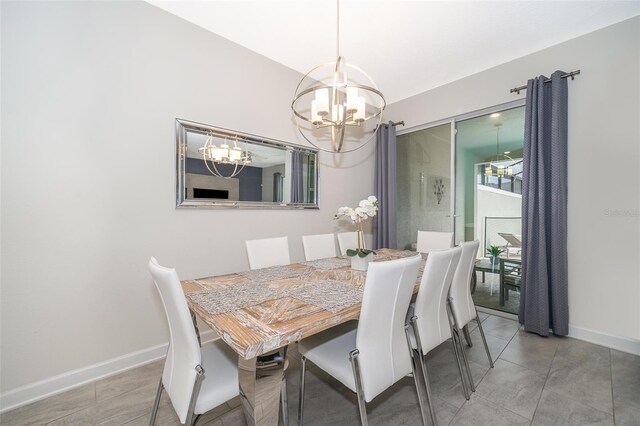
[2,314,639,425]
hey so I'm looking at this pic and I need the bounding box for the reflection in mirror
[176,119,319,209]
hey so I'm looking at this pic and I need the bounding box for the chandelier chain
[336,0,340,58]
[290,0,386,153]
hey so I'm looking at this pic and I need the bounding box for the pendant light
[291,0,385,153]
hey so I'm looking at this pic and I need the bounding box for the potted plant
[486,245,505,270]
[334,196,378,271]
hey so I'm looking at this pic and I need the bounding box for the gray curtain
[373,122,397,249]
[291,149,304,204]
[519,70,569,336]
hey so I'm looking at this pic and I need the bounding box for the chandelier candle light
[484,123,514,177]
[291,0,385,153]
[198,135,252,179]
[334,196,378,271]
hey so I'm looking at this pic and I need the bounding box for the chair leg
[454,327,475,393]
[462,324,473,348]
[449,329,470,400]
[405,323,430,426]
[446,301,470,400]
[298,356,306,426]
[280,377,289,426]
[349,350,368,426]
[149,378,163,426]
[418,351,438,426]
[476,314,494,368]
[185,365,204,426]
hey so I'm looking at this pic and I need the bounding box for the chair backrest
[356,255,422,402]
[416,231,454,254]
[449,240,480,328]
[498,233,522,248]
[148,257,201,424]
[245,236,291,270]
[302,233,337,261]
[412,246,462,355]
[337,231,361,256]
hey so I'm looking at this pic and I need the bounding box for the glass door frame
[396,98,525,243]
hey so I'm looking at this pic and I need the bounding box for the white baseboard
[476,306,519,321]
[475,307,640,356]
[569,325,640,356]
[3,323,637,413]
[0,330,217,413]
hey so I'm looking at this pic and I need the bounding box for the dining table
[180,248,424,426]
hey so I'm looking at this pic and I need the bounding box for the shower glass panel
[396,123,452,251]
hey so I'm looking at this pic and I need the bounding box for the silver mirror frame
[176,119,319,209]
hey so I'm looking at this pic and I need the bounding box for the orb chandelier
[484,123,513,177]
[198,135,252,179]
[291,0,385,153]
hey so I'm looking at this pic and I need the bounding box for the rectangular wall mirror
[176,119,319,209]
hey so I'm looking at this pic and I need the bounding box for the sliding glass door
[454,106,525,314]
[396,104,525,315]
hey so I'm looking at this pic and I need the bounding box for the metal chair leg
[298,356,306,426]
[407,318,437,426]
[418,351,438,426]
[449,331,470,400]
[149,378,163,426]
[405,323,430,426]
[185,365,204,426]
[476,314,494,368]
[454,327,475,392]
[462,324,473,347]
[349,350,368,426]
[280,377,289,426]
[446,302,470,400]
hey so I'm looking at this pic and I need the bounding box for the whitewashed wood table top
[181,248,424,360]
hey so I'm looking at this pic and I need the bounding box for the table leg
[189,309,201,347]
[238,347,288,426]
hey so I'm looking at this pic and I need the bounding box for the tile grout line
[40,383,99,426]
[446,315,520,426]
[610,348,616,425]
[544,340,616,419]
[527,336,560,426]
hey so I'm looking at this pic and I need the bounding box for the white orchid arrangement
[334,196,379,257]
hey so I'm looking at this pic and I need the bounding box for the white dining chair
[302,233,337,261]
[416,231,454,254]
[148,257,239,426]
[298,255,425,426]
[448,240,494,393]
[406,247,466,425]
[245,236,291,270]
[337,231,361,256]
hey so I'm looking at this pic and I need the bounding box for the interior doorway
[396,122,453,251]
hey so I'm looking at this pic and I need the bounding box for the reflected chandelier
[291,0,385,153]
[485,123,513,177]
[198,135,252,179]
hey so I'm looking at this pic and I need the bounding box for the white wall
[0,0,375,406]
[386,17,640,346]
[476,186,522,256]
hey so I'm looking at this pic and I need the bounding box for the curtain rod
[391,121,405,127]
[510,70,580,94]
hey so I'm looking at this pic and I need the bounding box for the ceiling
[147,0,640,104]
